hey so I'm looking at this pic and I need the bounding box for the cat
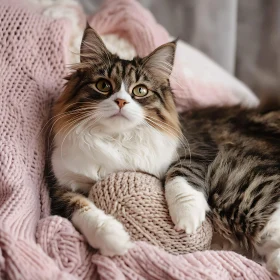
[50,25,179,256]
[50,25,280,274]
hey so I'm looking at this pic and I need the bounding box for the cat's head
[53,25,180,138]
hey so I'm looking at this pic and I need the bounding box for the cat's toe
[168,192,209,234]
[94,216,134,257]
[170,203,206,234]
[165,177,209,235]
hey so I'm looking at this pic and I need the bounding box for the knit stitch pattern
[0,1,74,279]
[89,172,212,255]
[37,217,273,280]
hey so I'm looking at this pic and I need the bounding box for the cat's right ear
[141,41,177,78]
[80,23,111,65]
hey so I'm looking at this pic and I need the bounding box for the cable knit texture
[0,1,74,279]
[0,0,273,279]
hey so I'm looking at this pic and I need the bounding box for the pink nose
[115,98,128,109]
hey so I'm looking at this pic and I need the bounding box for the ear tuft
[142,41,177,78]
[80,24,111,66]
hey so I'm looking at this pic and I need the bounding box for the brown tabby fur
[52,26,180,138]
[166,104,280,256]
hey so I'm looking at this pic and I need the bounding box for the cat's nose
[115,98,128,109]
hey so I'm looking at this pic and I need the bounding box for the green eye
[132,85,148,97]
[96,79,111,93]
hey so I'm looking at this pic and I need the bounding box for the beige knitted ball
[89,171,213,255]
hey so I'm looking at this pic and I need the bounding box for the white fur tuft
[255,203,280,275]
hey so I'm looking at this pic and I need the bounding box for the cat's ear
[142,41,177,77]
[80,23,111,65]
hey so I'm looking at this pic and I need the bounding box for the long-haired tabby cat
[50,25,280,273]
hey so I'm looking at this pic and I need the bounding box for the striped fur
[165,105,280,268]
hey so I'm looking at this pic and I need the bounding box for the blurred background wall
[79,0,280,96]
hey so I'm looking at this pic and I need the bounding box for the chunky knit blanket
[0,0,273,279]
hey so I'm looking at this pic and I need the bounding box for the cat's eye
[132,85,148,97]
[96,79,111,93]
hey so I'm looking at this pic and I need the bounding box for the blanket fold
[37,216,272,280]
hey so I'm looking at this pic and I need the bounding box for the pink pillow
[172,40,259,111]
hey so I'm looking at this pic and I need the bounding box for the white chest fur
[52,126,178,192]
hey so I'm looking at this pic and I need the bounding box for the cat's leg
[50,187,133,256]
[165,161,209,234]
[255,203,280,275]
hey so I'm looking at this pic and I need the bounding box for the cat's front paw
[266,249,280,276]
[166,177,209,234]
[169,201,207,234]
[93,216,134,257]
[72,208,133,257]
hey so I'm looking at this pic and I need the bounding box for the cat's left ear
[142,41,177,77]
[80,23,111,66]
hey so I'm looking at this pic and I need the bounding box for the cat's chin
[101,115,142,134]
[109,112,129,119]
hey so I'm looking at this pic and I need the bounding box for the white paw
[266,249,280,276]
[168,195,207,234]
[72,209,133,257]
[165,177,209,234]
[94,215,134,257]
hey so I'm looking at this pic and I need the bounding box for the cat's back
[180,106,280,154]
[177,105,280,251]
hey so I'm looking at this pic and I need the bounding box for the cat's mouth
[110,111,129,120]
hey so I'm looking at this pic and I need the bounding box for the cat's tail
[255,72,280,113]
[258,89,280,113]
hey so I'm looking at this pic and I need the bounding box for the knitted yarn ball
[88,172,213,255]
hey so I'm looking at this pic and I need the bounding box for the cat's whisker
[77,113,102,136]
[144,114,190,160]
[46,110,96,149]
[126,110,185,166]
[45,109,93,135]
[51,116,86,149]
[38,104,87,137]
[143,115,190,167]
[143,114,187,145]
[59,113,100,162]
[144,121,183,162]
[51,110,95,143]
[141,121,182,164]
[40,102,101,137]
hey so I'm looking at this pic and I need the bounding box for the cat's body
[50,25,280,274]
[172,106,280,261]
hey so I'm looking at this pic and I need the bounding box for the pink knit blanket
[0,1,272,279]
